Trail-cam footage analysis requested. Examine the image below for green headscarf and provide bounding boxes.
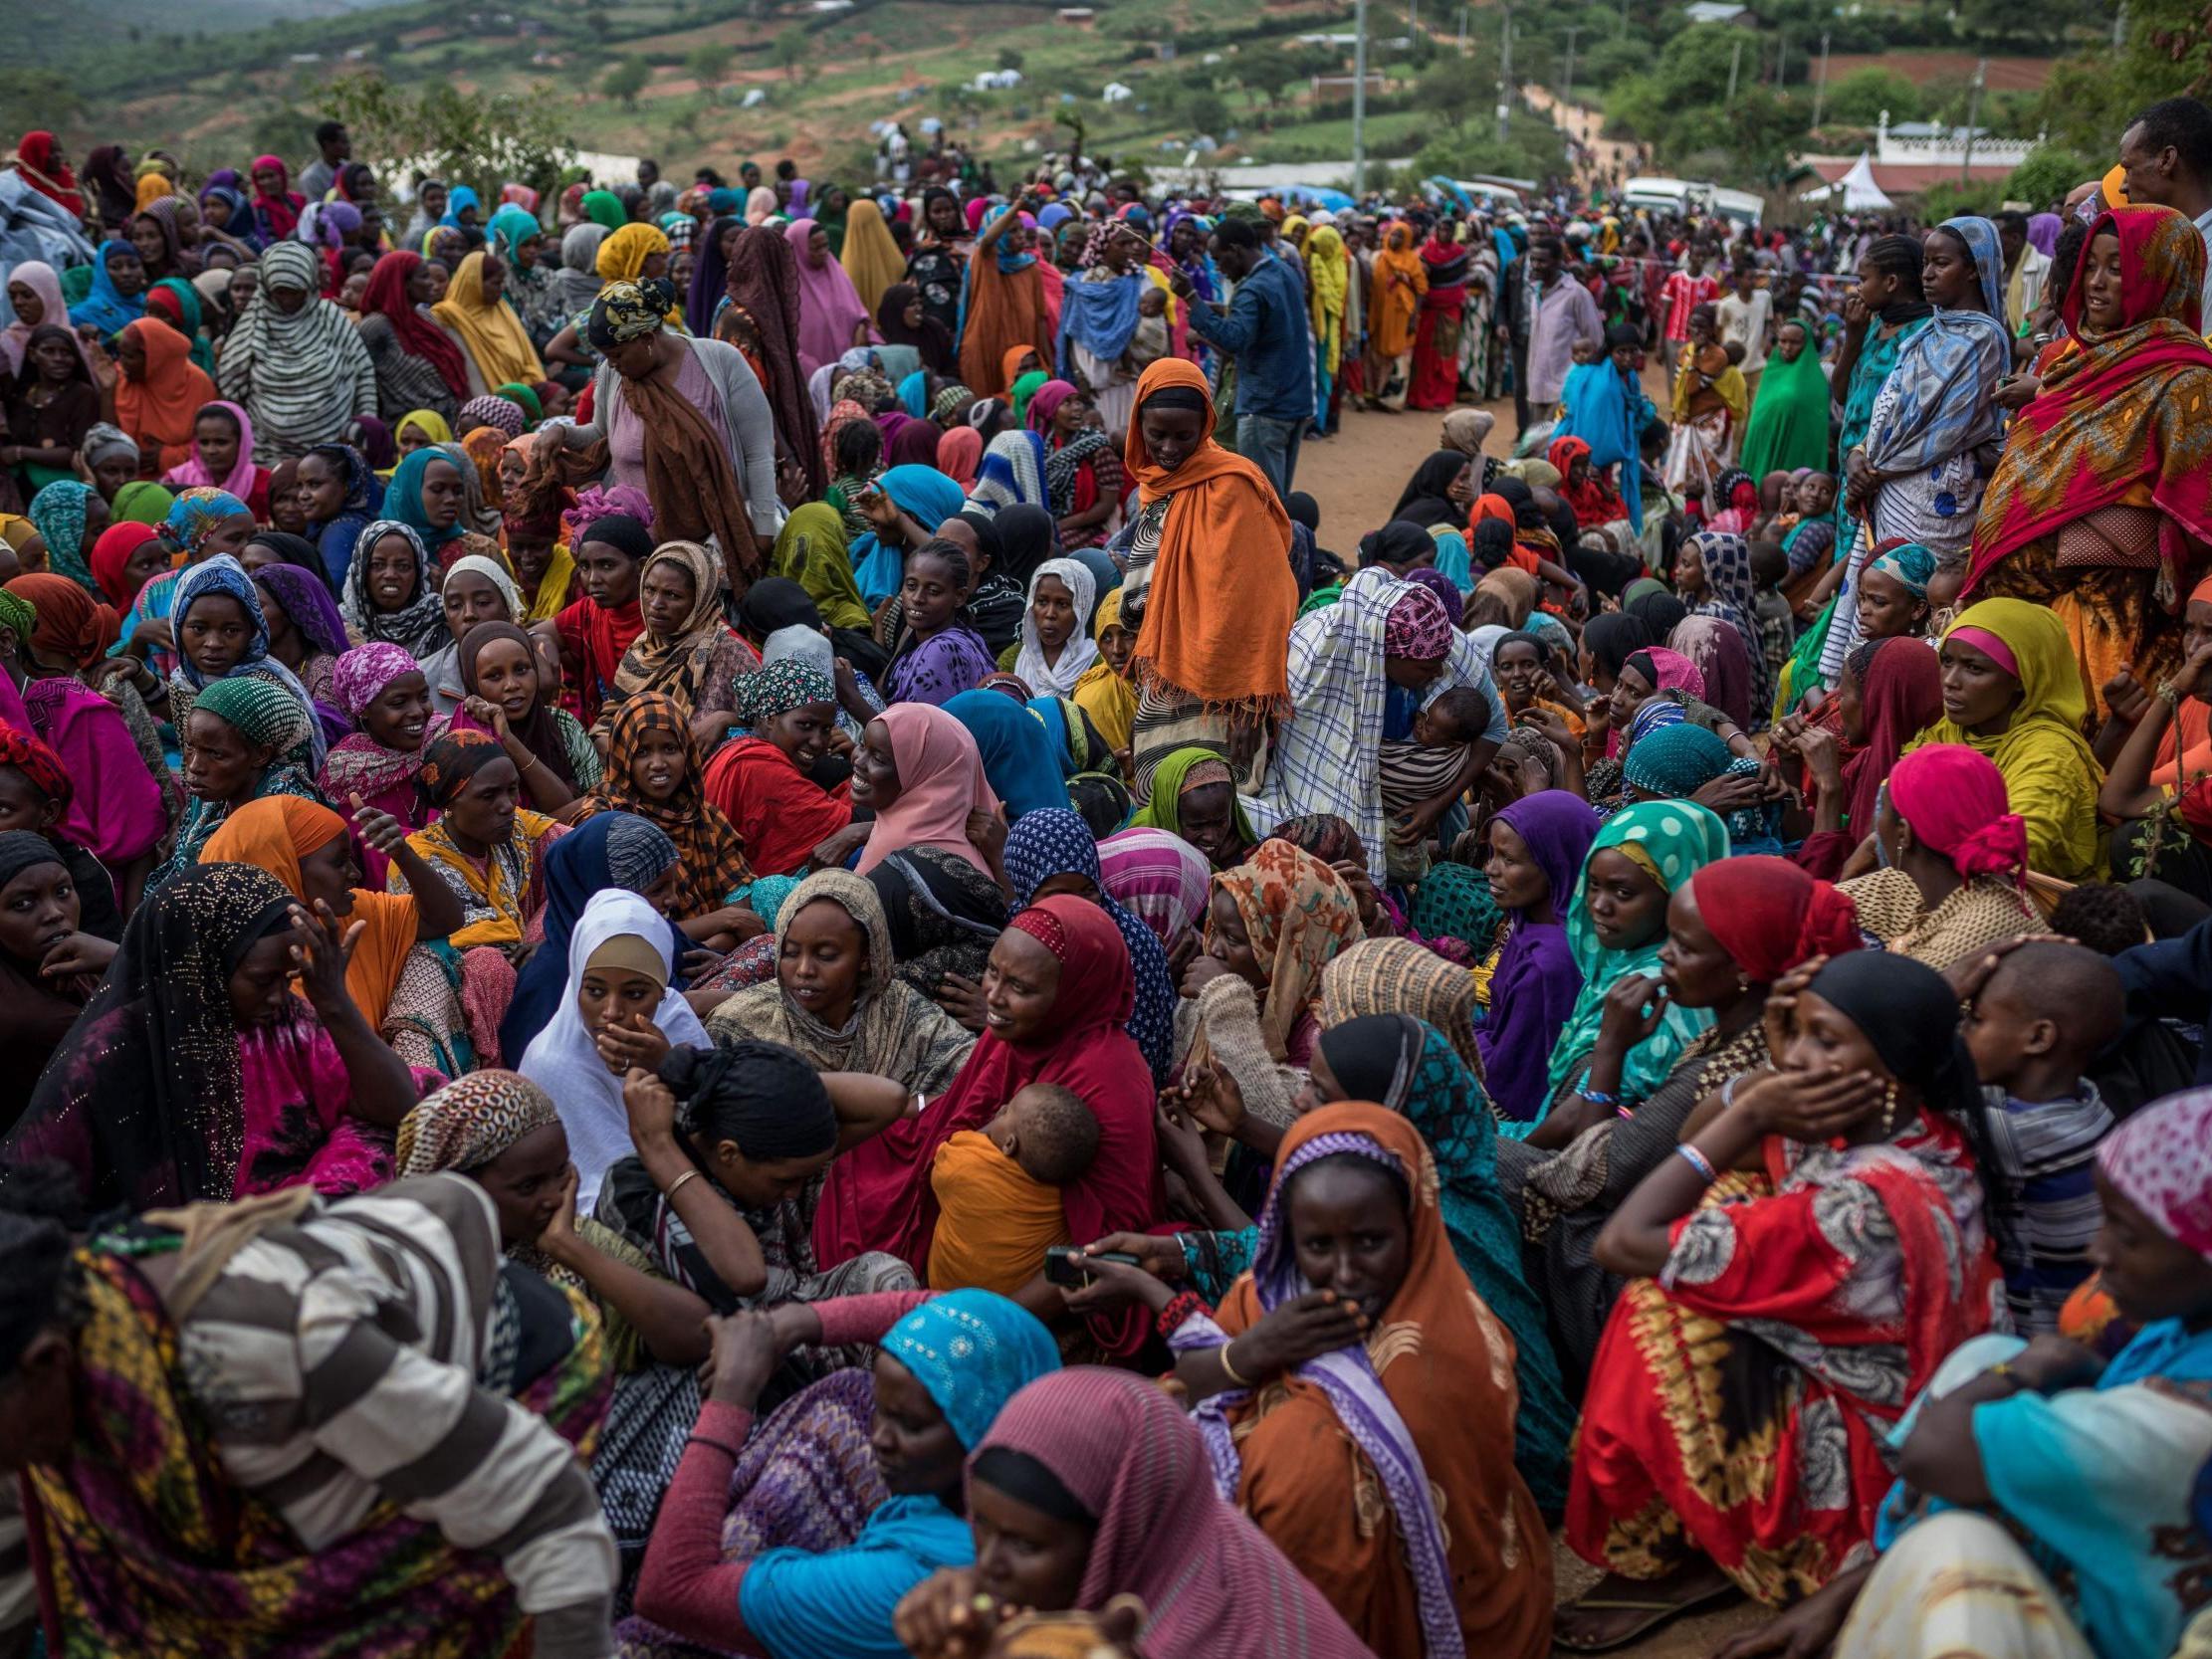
[112,481,176,525]
[152,278,213,374]
[770,502,872,632]
[1736,330,1833,477]
[495,381,545,423]
[1128,746,1256,846]
[580,189,627,234]
[1547,799,1728,1100]
[1009,370,1049,424]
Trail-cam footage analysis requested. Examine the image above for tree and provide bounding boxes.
[772,26,808,80]
[317,72,577,209]
[1821,67,1920,127]
[2008,142,2101,206]
[602,56,653,107]
[687,43,737,92]
[1179,87,1230,133]
[996,46,1024,72]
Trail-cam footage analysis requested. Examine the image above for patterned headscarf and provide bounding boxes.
[879,1290,1060,1450]
[735,658,834,726]
[162,487,252,558]
[1622,721,1732,800]
[1210,839,1365,1063]
[192,673,313,756]
[0,724,71,804]
[27,481,96,591]
[416,727,508,810]
[584,277,677,351]
[1317,935,1483,1077]
[330,640,423,723]
[394,1068,560,1176]
[2099,1090,2212,1262]
[340,518,448,658]
[458,393,527,438]
[1866,537,1937,600]
[590,692,754,917]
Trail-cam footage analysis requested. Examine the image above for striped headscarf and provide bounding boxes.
[215,241,367,454]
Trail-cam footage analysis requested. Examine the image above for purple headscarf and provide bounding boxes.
[784,216,875,377]
[2027,212,2063,258]
[1473,789,1601,1123]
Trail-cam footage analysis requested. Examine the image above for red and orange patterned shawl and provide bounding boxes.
[1966,204,2212,602]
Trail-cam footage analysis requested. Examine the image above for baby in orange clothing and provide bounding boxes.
[927,1082,1101,1297]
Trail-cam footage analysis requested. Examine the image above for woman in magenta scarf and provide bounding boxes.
[785,217,875,377]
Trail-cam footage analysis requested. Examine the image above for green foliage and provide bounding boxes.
[1920,178,2008,219]
[248,108,321,166]
[995,46,1025,71]
[1575,35,1648,96]
[1820,67,1921,127]
[602,56,653,107]
[772,25,808,79]
[685,43,736,89]
[317,72,576,207]
[2041,0,2212,157]
[0,68,83,129]
[2008,143,2101,208]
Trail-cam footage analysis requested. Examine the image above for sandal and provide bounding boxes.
[1551,1580,1740,1654]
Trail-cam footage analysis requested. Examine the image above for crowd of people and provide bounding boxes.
[0,91,2209,1659]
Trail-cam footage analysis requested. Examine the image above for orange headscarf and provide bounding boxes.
[1123,358,1296,713]
[198,796,420,1027]
[1371,221,1427,360]
[113,316,216,474]
[3,573,119,669]
[1209,1103,1552,1658]
[955,247,1053,398]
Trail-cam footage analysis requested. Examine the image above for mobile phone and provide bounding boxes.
[1043,1245,1138,1287]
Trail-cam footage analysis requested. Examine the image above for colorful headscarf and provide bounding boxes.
[393,1068,559,1177]
[2099,1090,2212,1263]
[734,657,834,726]
[1686,855,1862,983]
[340,518,447,658]
[417,726,508,810]
[1210,838,1365,1062]
[1885,742,2029,882]
[26,481,96,591]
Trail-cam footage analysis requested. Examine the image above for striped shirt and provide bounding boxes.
[168,1175,616,1658]
[1980,1083,2114,1335]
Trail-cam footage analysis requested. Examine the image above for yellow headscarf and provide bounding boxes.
[431,251,547,389]
[134,173,176,212]
[595,222,670,284]
[838,198,906,318]
[1305,226,1348,376]
[1071,584,1137,763]
[395,408,455,450]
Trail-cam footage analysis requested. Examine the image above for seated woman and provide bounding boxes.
[840,702,999,880]
[1841,742,2043,970]
[152,675,325,890]
[1005,557,1100,698]
[448,620,597,817]
[879,539,996,708]
[575,692,756,942]
[517,888,713,1204]
[1497,854,1862,1387]
[894,1367,1371,1659]
[1152,1103,1553,1658]
[0,1167,618,1657]
[317,642,437,888]
[943,687,1071,820]
[867,842,1010,1012]
[0,830,114,1132]
[296,440,385,589]
[1095,825,1212,966]
[701,662,855,879]
[551,511,650,726]
[846,462,967,611]
[387,727,560,955]
[1558,950,2003,1650]
[1128,744,1258,872]
[1906,598,2101,881]
[627,1284,1059,1659]
[340,518,450,661]
[1780,633,1943,878]
[1476,789,1602,1131]
[249,560,350,730]
[1754,1088,2212,1659]
[609,538,758,747]
[709,866,976,1094]
[5,863,434,1209]
[1776,537,1936,739]
[161,553,321,770]
[813,896,1162,1353]
[420,551,519,715]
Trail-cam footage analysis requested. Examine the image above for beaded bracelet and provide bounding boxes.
[1675,1142,1718,1183]
[1156,1290,1210,1341]
[1580,1088,1620,1111]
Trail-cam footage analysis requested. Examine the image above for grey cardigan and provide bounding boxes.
[587,335,783,538]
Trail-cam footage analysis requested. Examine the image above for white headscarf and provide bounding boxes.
[518,889,712,1207]
[1011,557,1100,697]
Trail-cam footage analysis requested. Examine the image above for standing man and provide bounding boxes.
[637,157,661,193]
[1172,217,1315,501]
[2118,98,2212,321]
[1715,259,1773,401]
[1994,210,2050,339]
[1523,236,1604,417]
[298,120,349,203]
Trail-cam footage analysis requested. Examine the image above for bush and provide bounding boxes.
[2007,143,2101,209]
[1821,67,1920,127]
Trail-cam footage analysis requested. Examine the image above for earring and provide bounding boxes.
[1879,1081,1898,1137]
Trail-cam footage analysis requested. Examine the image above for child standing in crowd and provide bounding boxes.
[7,108,2212,1659]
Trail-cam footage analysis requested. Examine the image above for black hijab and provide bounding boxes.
[1391,450,1470,523]
[1804,952,1979,1124]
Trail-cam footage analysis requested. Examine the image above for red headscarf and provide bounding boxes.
[1837,637,1944,841]
[13,131,81,217]
[4,573,120,671]
[1886,743,2029,881]
[250,154,304,240]
[0,722,71,806]
[810,894,1163,1352]
[1548,433,1627,528]
[1688,855,1862,982]
[360,251,472,400]
[89,522,165,609]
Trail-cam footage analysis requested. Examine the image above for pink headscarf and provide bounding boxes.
[2100,1090,2212,1261]
[0,261,95,375]
[783,217,875,378]
[160,398,261,502]
[1885,742,2029,881]
[937,425,983,489]
[1640,644,1707,702]
[854,703,998,876]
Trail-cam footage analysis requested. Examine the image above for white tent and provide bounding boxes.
[1800,151,1893,211]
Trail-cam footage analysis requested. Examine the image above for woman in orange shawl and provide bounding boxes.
[1964,203,2212,715]
[1119,357,1297,797]
[1164,1102,1553,1659]
[957,202,1054,397]
[113,316,215,474]
[1368,221,1427,411]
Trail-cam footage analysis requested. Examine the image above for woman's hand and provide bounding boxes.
[1794,725,1843,789]
[1689,770,1767,815]
[1233,1288,1367,1377]
[350,798,410,856]
[1762,955,1828,1060]
[934,970,989,1031]
[39,932,115,978]
[1175,1064,1246,1140]
[894,1567,1006,1659]
[1059,1249,1175,1317]
[808,821,871,871]
[1840,289,1871,337]
[1328,858,1380,930]
[966,806,1006,869]
[286,900,364,1017]
[2103,667,2154,727]
[701,1309,785,1410]
[622,1063,680,1146]
[1153,1097,1212,1180]
[596,1012,671,1076]
[2005,1332,2106,1393]
[1730,1063,1883,1142]
[1081,1226,1193,1285]
[1990,372,2042,413]
[1178,953,1233,997]
[462,694,513,742]
[1595,971,1669,1056]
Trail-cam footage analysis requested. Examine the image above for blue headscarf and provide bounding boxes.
[383,445,465,548]
[499,811,685,1061]
[439,184,483,230]
[849,463,969,607]
[878,1289,1059,1449]
[1055,265,1145,378]
[1003,807,1176,1084]
[942,690,1071,820]
[896,368,930,419]
[1862,215,2012,482]
[168,552,327,766]
[486,203,541,265]
[1622,719,1731,799]
[26,481,96,592]
[1551,355,1644,532]
[68,241,147,339]
[1036,201,1072,233]
[706,187,744,216]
